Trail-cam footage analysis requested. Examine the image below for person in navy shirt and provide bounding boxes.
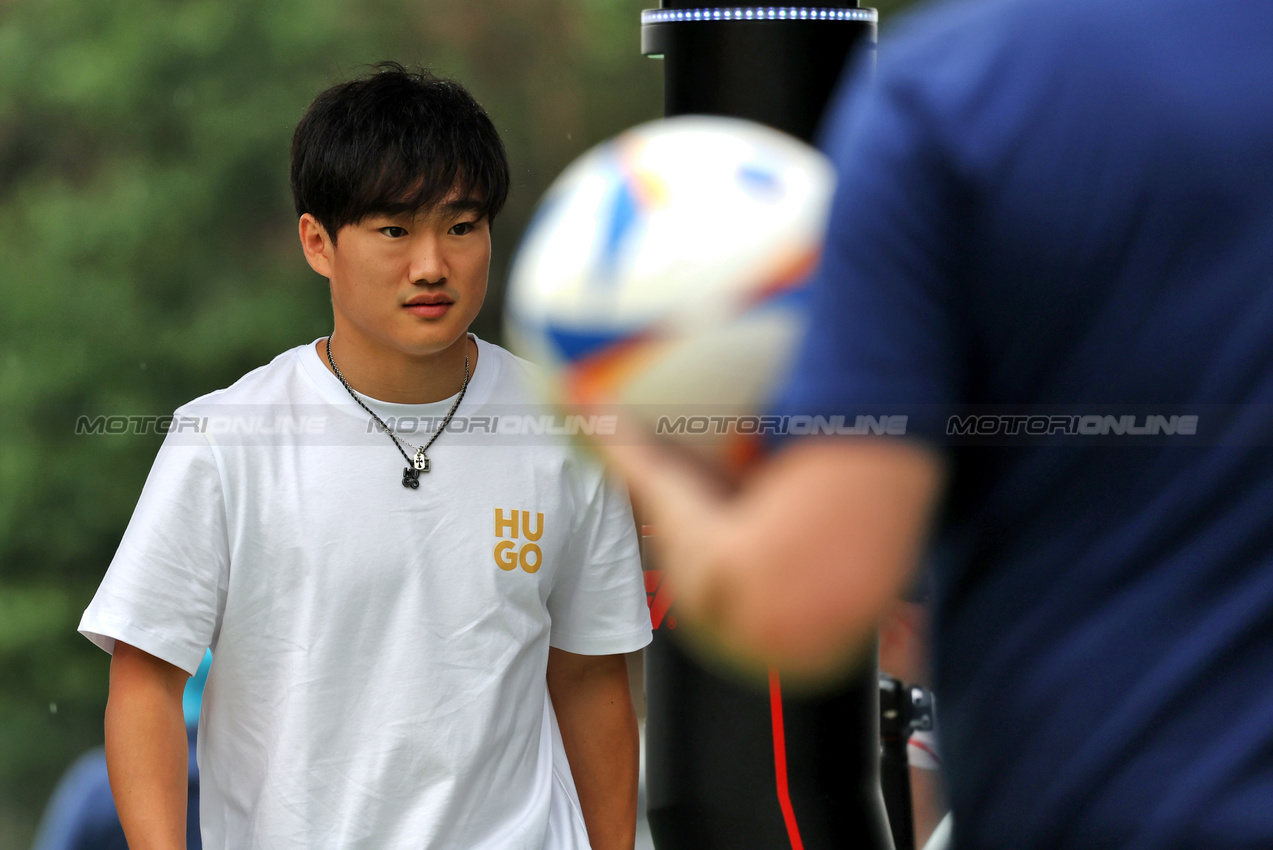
[31,653,210,850]
[608,0,1273,847]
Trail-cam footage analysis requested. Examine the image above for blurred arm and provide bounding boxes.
[547,647,639,850]
[104,641,190,850]
[607,438,944,678]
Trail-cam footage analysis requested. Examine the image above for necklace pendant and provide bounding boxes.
[413,450,429,473]
[402,467,421,489]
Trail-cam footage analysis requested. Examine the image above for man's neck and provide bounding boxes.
[318,330,476,405]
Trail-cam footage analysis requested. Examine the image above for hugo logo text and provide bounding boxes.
[494,508,545,573]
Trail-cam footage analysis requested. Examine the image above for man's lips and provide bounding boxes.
[404,295,454,318]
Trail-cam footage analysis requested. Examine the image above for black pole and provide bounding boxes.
[639,5,890,849]
[642,3,877,142]
[880,675,917,850]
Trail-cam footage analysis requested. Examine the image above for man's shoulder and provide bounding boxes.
[469,338,609,484]
[475,338,551,404]
[479,338,543,382]
[175,344,311,415]
[879,0,1192,80]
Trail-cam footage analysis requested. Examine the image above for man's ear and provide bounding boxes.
[298,214,335,279]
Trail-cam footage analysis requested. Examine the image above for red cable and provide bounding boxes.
[769,668,805,850]
[909,736,942,765]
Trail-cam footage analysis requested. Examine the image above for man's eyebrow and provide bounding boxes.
[440,197,486,215]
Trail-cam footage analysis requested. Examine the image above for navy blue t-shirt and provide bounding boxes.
[782,0,1273,846]
[30,725,201,850]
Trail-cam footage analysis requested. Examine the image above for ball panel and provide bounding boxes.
[617,309,804,408]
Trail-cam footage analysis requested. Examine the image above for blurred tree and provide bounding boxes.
[0,0,660,844]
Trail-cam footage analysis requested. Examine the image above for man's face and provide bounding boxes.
[302,196,491,360]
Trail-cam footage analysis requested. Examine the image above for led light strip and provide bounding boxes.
[641,6,877,24]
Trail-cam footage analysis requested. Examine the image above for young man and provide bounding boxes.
[79,64,652,850]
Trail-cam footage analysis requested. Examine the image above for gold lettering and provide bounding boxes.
[494,508,518,539]
[521,511,544,542]
[520,543,542,574]
[494,540,518,570]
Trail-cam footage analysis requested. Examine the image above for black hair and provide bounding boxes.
[291,62,510,243]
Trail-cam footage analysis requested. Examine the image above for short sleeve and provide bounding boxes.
[78,424,230,676]
[777,43,968,443]
[546,460,652,656]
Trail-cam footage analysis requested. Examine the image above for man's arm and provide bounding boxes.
[104,641,190,850]
[606,437,943,679]
[546,647,639,850]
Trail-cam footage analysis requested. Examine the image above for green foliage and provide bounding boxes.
[0,0,925,843]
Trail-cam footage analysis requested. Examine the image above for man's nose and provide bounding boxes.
[408,235,448,284]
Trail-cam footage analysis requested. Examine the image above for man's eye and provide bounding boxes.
[449,222,474,236]
[380,226,408,238]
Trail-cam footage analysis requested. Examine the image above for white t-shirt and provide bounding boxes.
[79,338,652,850]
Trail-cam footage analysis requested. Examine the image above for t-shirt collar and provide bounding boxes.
[297,334,499,420]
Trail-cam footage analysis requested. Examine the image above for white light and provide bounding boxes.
[641,7,878,25]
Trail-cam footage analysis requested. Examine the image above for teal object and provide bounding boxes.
[182,650,212,726]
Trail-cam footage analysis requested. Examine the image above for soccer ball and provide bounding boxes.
[504,116,835,454]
